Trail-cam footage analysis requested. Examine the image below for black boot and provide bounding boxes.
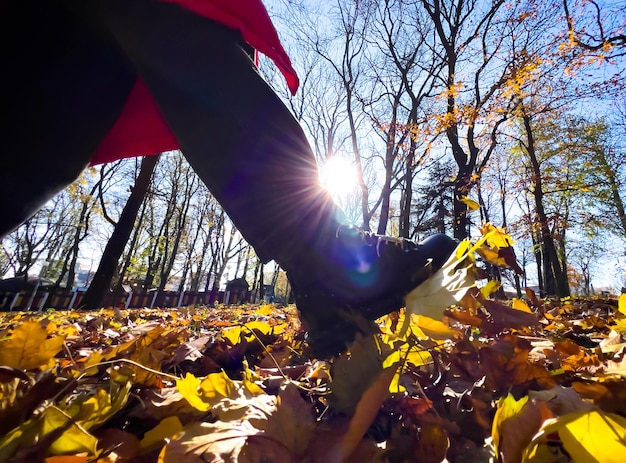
[284,228,458,357]
[94,0,458,356]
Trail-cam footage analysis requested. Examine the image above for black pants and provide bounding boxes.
[0,0,339,263]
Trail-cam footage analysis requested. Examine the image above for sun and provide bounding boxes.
[319,156,359,201]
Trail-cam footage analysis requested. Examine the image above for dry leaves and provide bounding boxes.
[0,226,626,462]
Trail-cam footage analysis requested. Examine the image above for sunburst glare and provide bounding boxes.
[319,156,359,203]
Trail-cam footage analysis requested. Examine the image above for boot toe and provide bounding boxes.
[290,232,458,357]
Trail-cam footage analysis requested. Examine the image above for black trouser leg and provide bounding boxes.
[92,0,344,265]
[0,2,136,237]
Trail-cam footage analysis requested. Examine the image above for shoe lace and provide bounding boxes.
[335,225,413,257]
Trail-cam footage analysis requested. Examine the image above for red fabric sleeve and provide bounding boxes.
[165,0,299,95]
[91,0,299,165]
[91,79,179,165]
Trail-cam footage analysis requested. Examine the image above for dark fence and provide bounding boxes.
[0,288,254,311]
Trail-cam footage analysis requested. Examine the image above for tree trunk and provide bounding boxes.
[452,167,472,240]
[117,198,148,288]
[523,115,569,297]
[80,155,160,310]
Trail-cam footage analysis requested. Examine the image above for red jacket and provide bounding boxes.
[90,0,298,165]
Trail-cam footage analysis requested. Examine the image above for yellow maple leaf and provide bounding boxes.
[618,294,626,317]
[512,298,533,313]
[610,319,626,334]
[176,373,211,412]
[479,223,516,248]
[493,394,550,463]
[65,366,132,431]
[255,304,275,316]
[493,394,529,458]
[524,411,626,462]
[413,315,458,340]
[0,321,65,370]
[480,280,502,299]
[140,416,184,453]
[177,371,255,412]
[43,407,99,456]
[460,196,480,211]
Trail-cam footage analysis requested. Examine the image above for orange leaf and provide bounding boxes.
[571,382,610,400]
[44,457,88,463]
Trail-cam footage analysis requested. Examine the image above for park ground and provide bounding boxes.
[1,292,626,462]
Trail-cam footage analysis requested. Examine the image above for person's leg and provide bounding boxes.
[86,0,337,266]
[0,2,136,237]
[94,0,456,355]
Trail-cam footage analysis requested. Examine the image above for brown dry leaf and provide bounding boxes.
[497,247,524,275]
[340,362,399,461]
[555,338,581,357]
[571,381,611,401]
[158,420,292,463]
[264,382,315,457]
[44,456,89,463]
[480,335,555,391]
[492,394,552,463]
[479,299,542,335]
[444,308,483,327]
[95,428,141,460]
[412,423,450,463]
[524,288,543,312]
[160,381,309,463]
[528,386,594,416]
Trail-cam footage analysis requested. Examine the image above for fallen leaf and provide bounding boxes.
[0,321,65,370]
[412,423,450,463]
[140,416,184,453]
[340,362,399,461]
[158,419,291,463]
[524,410,626,462]
[618,294,626,317]
[95,428,141,460]
[492,394,550,463]
[404,243,476,323]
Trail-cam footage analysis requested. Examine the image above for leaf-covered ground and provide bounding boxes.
[1,291,626,463]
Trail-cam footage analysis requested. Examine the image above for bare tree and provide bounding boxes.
[419,0,547,239]
[80,155,160,310]
[562,0,626,58]
[291,0,377,230]
[362,0,441,235]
